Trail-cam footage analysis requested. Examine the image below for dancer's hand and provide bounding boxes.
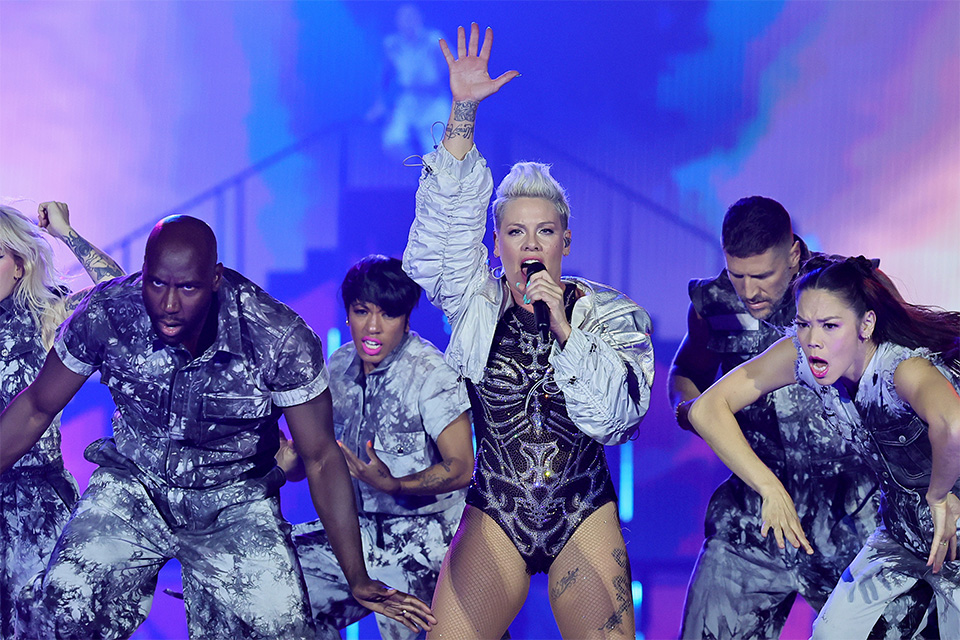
[38,201,72,239]
[759,483,813,554]
[926,492,959,573]
[351,579,437,633]
[275,431,305,481]
[338,440,401,495]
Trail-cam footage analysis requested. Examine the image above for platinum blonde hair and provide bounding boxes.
[0,205,68,348]
[491,162,571,230]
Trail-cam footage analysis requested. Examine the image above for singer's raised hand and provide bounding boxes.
[440,23,518,104]
[440,24,519,159]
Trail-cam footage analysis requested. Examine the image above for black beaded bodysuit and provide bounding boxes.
[466,284,618,574]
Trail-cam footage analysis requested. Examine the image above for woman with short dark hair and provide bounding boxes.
[281,255,473,640]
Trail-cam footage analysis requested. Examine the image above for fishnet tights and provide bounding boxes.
[427,502,634,639]
[549,502,635,638]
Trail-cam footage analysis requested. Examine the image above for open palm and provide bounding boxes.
[440,23,518,104]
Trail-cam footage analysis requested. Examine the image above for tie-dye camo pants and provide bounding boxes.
[680,536,933,640]
[0,464,78,639]
[293,503,463,640]
[813,527,959,639]
[16,464,314,639]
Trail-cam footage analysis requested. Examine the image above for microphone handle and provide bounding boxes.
[533,300,550,342]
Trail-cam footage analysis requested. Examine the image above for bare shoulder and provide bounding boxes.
[893,355,951,398]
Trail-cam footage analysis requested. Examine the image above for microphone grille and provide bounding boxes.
[522,261,546,276]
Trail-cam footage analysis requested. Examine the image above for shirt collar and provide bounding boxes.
[347,331,413,384]
[0,295,37,330]
[211,273,244,357]
[0,295,14,318]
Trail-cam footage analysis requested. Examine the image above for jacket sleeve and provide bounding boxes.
[550,304,655,446]
[403,145,495,327]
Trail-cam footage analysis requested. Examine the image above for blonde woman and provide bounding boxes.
[0,202,122,637]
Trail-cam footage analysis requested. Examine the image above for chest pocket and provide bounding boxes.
[102,369,168,424]
[194,394,273,444]
[703,310,756,344]
[707,330,761,359]
[0,339,38,362]
[0,339,41,376]
[872,415,931,486]
[372,430,428,476]
[0,339,43,404]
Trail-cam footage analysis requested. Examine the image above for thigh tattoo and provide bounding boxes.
[551,568,579,599]
[598,548,632,634]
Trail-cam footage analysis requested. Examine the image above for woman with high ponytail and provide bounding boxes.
[687,254,959,638]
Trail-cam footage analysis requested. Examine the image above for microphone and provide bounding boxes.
[522,261,551,343]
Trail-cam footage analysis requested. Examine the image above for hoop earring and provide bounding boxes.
[492,265,504,279]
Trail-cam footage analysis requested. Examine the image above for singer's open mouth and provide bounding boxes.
[520,258,544,277]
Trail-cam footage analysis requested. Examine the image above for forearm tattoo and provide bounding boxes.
[414,461,454,492]
[444,123,475,141]
[62,229,124,283]
[453,100,478,122]
[416,471,453,492]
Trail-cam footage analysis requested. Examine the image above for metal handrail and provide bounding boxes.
[99,120,357,272]
[506,126,718,246]
[97,118,717,274]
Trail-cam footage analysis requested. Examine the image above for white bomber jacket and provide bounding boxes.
[403,144,655,446]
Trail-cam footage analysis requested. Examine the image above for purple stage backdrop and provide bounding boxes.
[2,1,957,639]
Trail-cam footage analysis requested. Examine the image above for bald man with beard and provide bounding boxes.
[0,216,434,639]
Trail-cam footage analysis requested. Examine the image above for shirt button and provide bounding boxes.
[898,435,906,443]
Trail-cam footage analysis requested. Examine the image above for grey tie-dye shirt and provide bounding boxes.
[54,269,329,488]
[329,331,468,516]
[795,339,960,558]
[0,296,64,469]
